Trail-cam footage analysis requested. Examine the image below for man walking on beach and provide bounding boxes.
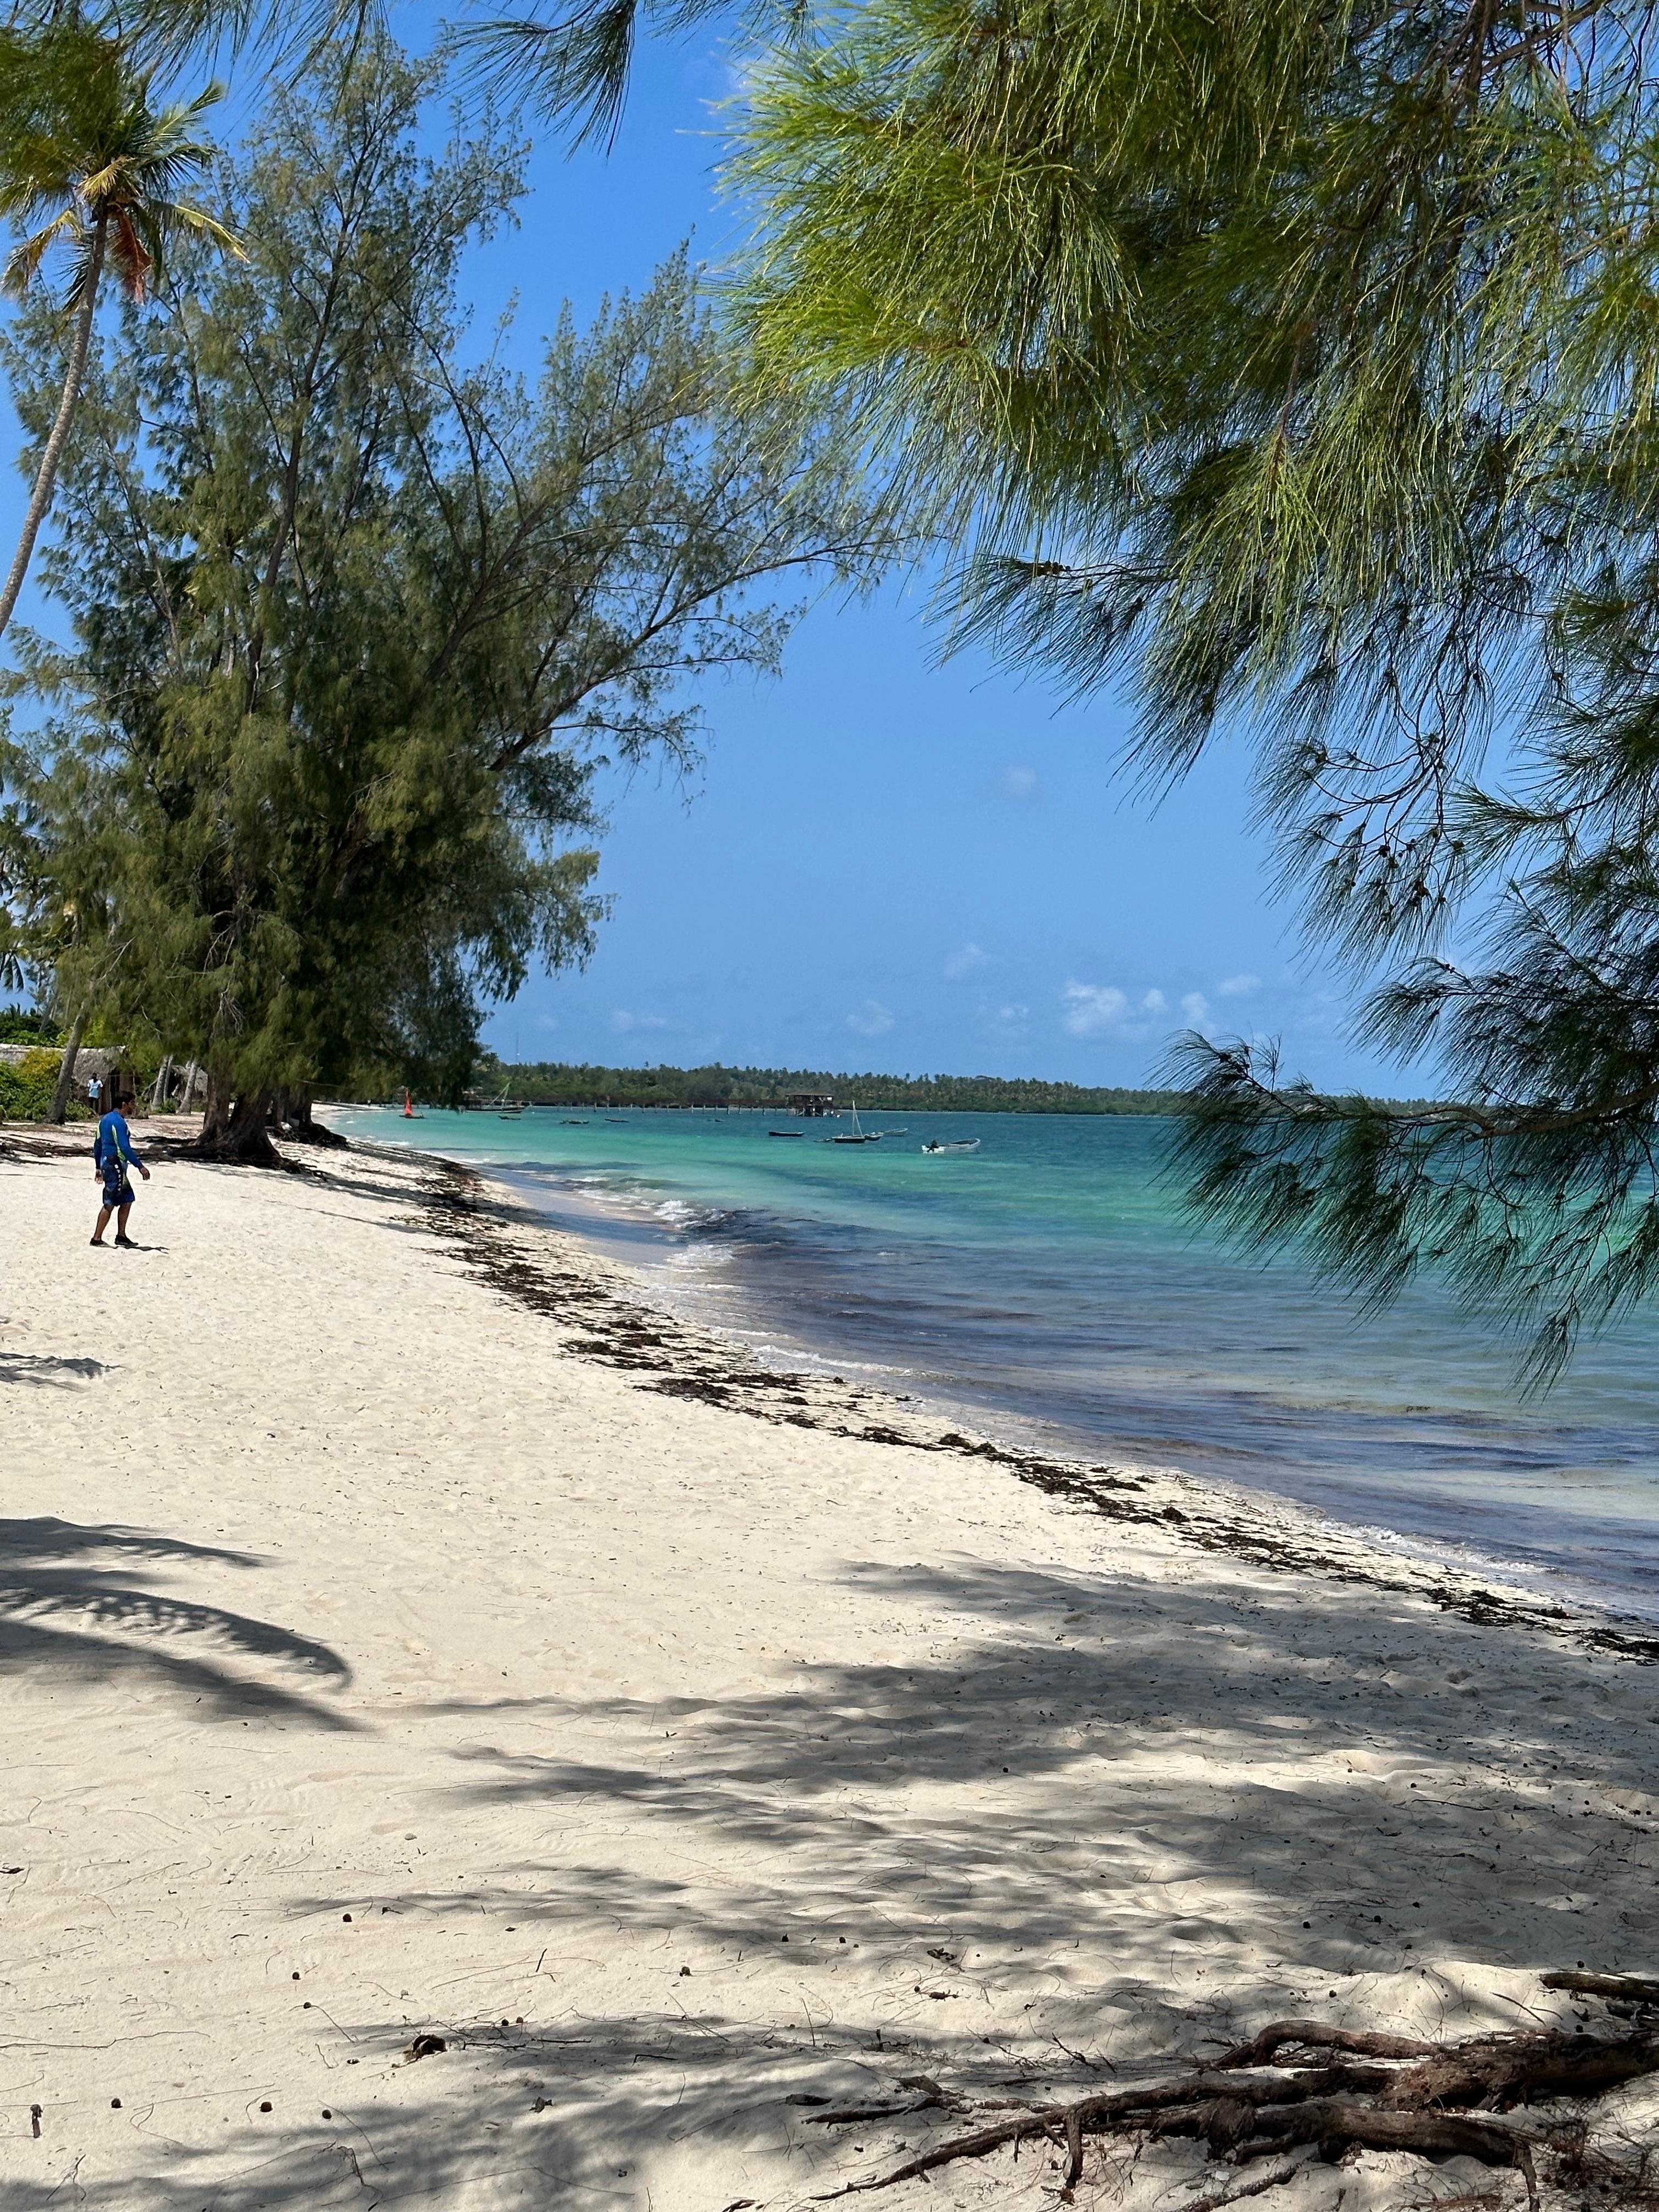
[91,1094,150,1248]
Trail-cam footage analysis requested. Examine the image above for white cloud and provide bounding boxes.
[845,999,895,1037]
[610,1009,667,1034]
[945,943,989,980]
[1181,992,1211,1026]
[1063,982,1130,1037]
[1140,988,1167,1015]
[1217,973,1261,999]
[999,765,1041,802]
[993,1001,1029,1026]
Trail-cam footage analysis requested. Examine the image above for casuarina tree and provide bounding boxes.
[723,0,1659,1383]
[9,32,885,1159]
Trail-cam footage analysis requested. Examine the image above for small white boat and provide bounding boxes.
[922,1137,980,1154]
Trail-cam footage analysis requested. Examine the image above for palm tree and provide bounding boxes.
[0,22,238,642]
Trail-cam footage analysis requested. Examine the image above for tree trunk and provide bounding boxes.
[201,1063,233,1144]
[149,1054,174,1110]
[0,212,107,644]
[276,1086,347,1148]
[49,1003,89,1124]
[195,1083,281,1166]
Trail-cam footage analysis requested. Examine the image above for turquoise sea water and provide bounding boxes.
[331,1104,1659,1622]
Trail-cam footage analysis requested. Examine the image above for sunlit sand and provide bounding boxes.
[4,1122,1657,2209]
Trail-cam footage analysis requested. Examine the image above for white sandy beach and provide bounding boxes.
[4,1120,1659,2211]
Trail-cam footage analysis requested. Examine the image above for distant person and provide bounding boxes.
[91,1094,150,1248]
[85,1075,100,1113]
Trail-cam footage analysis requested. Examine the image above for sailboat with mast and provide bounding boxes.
[823,1102,881,1144]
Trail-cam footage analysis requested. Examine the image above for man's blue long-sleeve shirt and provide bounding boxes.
[93,1110,142,1173]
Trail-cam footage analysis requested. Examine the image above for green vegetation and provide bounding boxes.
[4,37,885,1158]
[476,1059,1186,1114]
[0,1042,66,1118]
[0,20,235,642]
[0,1002,58,1043]
[3,0,1652,1375]
[720,0,1659,1381]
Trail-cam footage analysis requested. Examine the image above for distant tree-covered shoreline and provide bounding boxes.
[473,1059,1190,1114]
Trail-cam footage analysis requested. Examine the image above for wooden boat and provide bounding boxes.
[824,1103,881,1144]
[768,1129,805,1138]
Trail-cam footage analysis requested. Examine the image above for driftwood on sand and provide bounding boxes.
[810,1983,1659,2204]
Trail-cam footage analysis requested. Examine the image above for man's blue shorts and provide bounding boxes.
[101,1175,134,1209]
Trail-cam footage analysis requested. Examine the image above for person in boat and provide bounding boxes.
[91,1093,151,1247]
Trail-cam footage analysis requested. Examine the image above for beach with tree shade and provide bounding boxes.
[7,0,1659,2199]
[4,1120,1659,2208]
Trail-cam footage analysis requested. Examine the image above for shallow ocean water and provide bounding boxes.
[332,1104,1659,1623]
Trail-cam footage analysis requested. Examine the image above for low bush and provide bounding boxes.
[0,1059,57,1119]
[0,1048,95,1121]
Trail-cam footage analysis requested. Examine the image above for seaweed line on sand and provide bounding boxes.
[405,1151,1659,1669]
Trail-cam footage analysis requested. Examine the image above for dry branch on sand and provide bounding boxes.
[812,1984,1659,2203]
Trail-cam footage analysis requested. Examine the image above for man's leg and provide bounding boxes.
[115,1200,135,1244]
[91,1204,114,1245]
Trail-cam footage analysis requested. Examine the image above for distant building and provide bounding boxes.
[787,1092,836,1118]
[1,1043,132,1105]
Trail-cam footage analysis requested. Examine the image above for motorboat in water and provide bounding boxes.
[922,1137,980,1154]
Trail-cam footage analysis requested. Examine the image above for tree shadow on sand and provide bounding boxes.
[417,1558,1659,1978]
[0,1348,106,1387]
[0,1516,360,1728]
[23,1555,1639,2210]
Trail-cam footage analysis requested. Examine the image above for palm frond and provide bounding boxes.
[165,199,245,259]
[4,205,81,296]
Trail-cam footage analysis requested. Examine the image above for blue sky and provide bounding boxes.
[462,40,1390,1087]
[2,26,1396,1091]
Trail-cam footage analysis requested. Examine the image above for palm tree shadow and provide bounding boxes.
[5,1560,1652,2208]
[0,1350,106,1388]
[0,1516,359,1729]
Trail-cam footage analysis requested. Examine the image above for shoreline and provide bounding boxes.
[336,1105,1659,1639]
[380,1128,1659,1667]
[5,1118,1659,2210]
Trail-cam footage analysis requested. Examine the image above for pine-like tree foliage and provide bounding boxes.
[730,0,1659,1380]
[8,35,883,1119]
